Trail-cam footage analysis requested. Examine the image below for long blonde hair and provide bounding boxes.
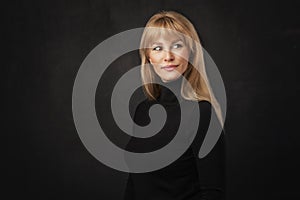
[139,11,224,126]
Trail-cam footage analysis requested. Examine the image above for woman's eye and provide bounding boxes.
[153,46,162,51]
[173,44,183,49]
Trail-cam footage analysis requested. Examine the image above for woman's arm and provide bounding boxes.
[191,101,226,200]
[123,173,135,200]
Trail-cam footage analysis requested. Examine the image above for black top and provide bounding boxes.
[123,77,225,200]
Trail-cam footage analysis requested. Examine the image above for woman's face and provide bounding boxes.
[148,34,190,82]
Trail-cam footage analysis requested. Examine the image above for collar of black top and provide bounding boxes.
[157,77,184,104]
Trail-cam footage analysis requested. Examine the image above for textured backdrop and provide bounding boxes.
[4,0,299,199]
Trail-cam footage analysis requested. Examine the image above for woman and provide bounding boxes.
[124,11,225,200]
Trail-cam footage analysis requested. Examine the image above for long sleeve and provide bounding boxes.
[123,173,135,200]
[122,100,148,200]
[190,101,226,200]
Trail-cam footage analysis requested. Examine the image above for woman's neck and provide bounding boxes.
[157,77,183,104]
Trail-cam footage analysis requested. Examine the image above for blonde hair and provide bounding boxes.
[139,11,224,126]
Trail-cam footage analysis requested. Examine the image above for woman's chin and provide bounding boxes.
[161,75,181,83]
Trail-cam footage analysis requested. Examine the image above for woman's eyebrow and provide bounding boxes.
[151,39,183,46]
[171,39,183,43]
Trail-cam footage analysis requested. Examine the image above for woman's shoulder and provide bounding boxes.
[197,100,212,111]
[134,98,212,114]
[197,100,211,106]
[132,98,157,116]
[135,98,158,109]
[194,100,212,122]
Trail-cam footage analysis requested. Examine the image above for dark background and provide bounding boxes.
[5,0,299,199]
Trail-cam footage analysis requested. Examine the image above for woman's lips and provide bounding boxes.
[161,65,179,71]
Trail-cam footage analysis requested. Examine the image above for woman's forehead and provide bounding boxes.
[151,36,183,45]
[148,31,185,44]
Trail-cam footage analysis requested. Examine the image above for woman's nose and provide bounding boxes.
[164,50,175,62]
